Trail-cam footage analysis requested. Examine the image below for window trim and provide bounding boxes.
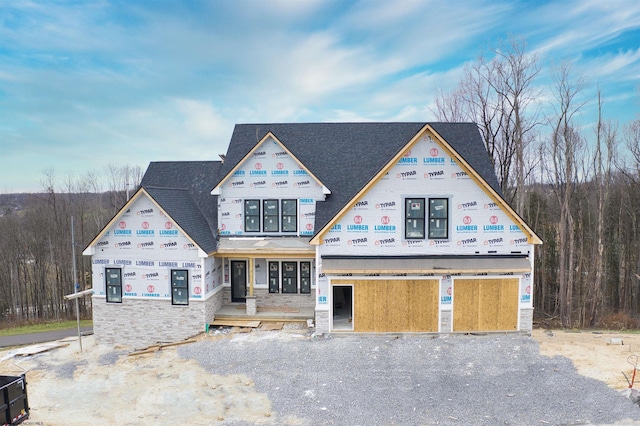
[171,269,189,306]
[105,267,122,303]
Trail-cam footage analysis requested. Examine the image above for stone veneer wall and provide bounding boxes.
[440,310,452,333]
[222,287,315,308]
[519,308,533,333]
[93,296,207,348]
[314,310,330,334]
[206,288,225,323]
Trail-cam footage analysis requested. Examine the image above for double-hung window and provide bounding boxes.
[405,197,449,239]
[171,270,189,305]
[269,261,280,293]
[428,198,449,239]
[245,200,260,232]
[244,199,297,233]
[282,262,298,293]
[263,200,279,232]
[268,260,312,294]
[405,198,425,239]
[300,261,311,294]
[282,199,297,232]
[106,267,122,303]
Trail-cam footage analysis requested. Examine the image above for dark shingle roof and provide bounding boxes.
[217,122,501,237]
[141,161,221,253]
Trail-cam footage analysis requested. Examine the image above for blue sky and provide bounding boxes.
[1,0,639,193]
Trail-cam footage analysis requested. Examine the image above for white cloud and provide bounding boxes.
[2,0,640,192]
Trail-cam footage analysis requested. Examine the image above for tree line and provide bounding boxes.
[0,166,142,325]
[433,36,640,328]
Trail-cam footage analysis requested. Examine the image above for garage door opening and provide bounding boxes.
[332,285,353,331]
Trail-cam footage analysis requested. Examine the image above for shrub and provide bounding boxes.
[597,312,640,330]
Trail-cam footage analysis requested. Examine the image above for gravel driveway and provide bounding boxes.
[178,330,640,425]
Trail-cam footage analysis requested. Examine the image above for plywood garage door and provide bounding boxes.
[334,279,438,332]
[453,278,518,332]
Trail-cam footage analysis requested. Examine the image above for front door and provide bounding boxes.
[231,260,247,302]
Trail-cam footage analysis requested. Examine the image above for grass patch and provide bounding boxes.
[0,320,93,337]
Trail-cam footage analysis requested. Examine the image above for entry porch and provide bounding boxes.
[213,303,315,323]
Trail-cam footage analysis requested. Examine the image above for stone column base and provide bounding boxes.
[246,296,257,316]
[315,310,330,334]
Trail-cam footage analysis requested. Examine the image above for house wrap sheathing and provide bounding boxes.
[84,122,541,347]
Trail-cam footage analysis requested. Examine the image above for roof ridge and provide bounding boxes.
[144,185,189,191]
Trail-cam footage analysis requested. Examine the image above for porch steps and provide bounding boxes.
[214,304,314,323]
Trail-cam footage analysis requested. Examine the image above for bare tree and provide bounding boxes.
[432,36,540,210]
[544,62,588,327]
[582,89,616,326]
[488,36,541,213]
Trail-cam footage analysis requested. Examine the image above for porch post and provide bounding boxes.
[246,257,256,316]
[249,257,254,296]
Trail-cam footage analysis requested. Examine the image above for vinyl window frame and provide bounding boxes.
[263,199,280,232]
[428,197,449,239]
[105,267,123,303]
[405,198,426,239]
[171,269,189,306]
[244,200,261,233]
[281,199,297,232]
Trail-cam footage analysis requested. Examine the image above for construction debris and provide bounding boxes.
[623,388,640,406]
[259,322,284,331]
[209,320,261,328]
[128,339,197,356]
[1,342,70,361]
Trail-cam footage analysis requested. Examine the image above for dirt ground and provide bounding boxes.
[1,331,278,425]
[1,328,639,425]
[533,328,640,390]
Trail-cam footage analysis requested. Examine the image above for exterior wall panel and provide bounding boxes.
[92,294,222,348]
[334,279,438,332]
[453,278,518,332]
[318,135,530,257]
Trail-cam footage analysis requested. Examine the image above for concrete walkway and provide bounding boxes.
[0,326,93,348]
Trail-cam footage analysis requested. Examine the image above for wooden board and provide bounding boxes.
[235,306,300,313]
[209,320,262,328]
[260,322,284,330]
[335,279,438,332]
[453,278,518,332]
